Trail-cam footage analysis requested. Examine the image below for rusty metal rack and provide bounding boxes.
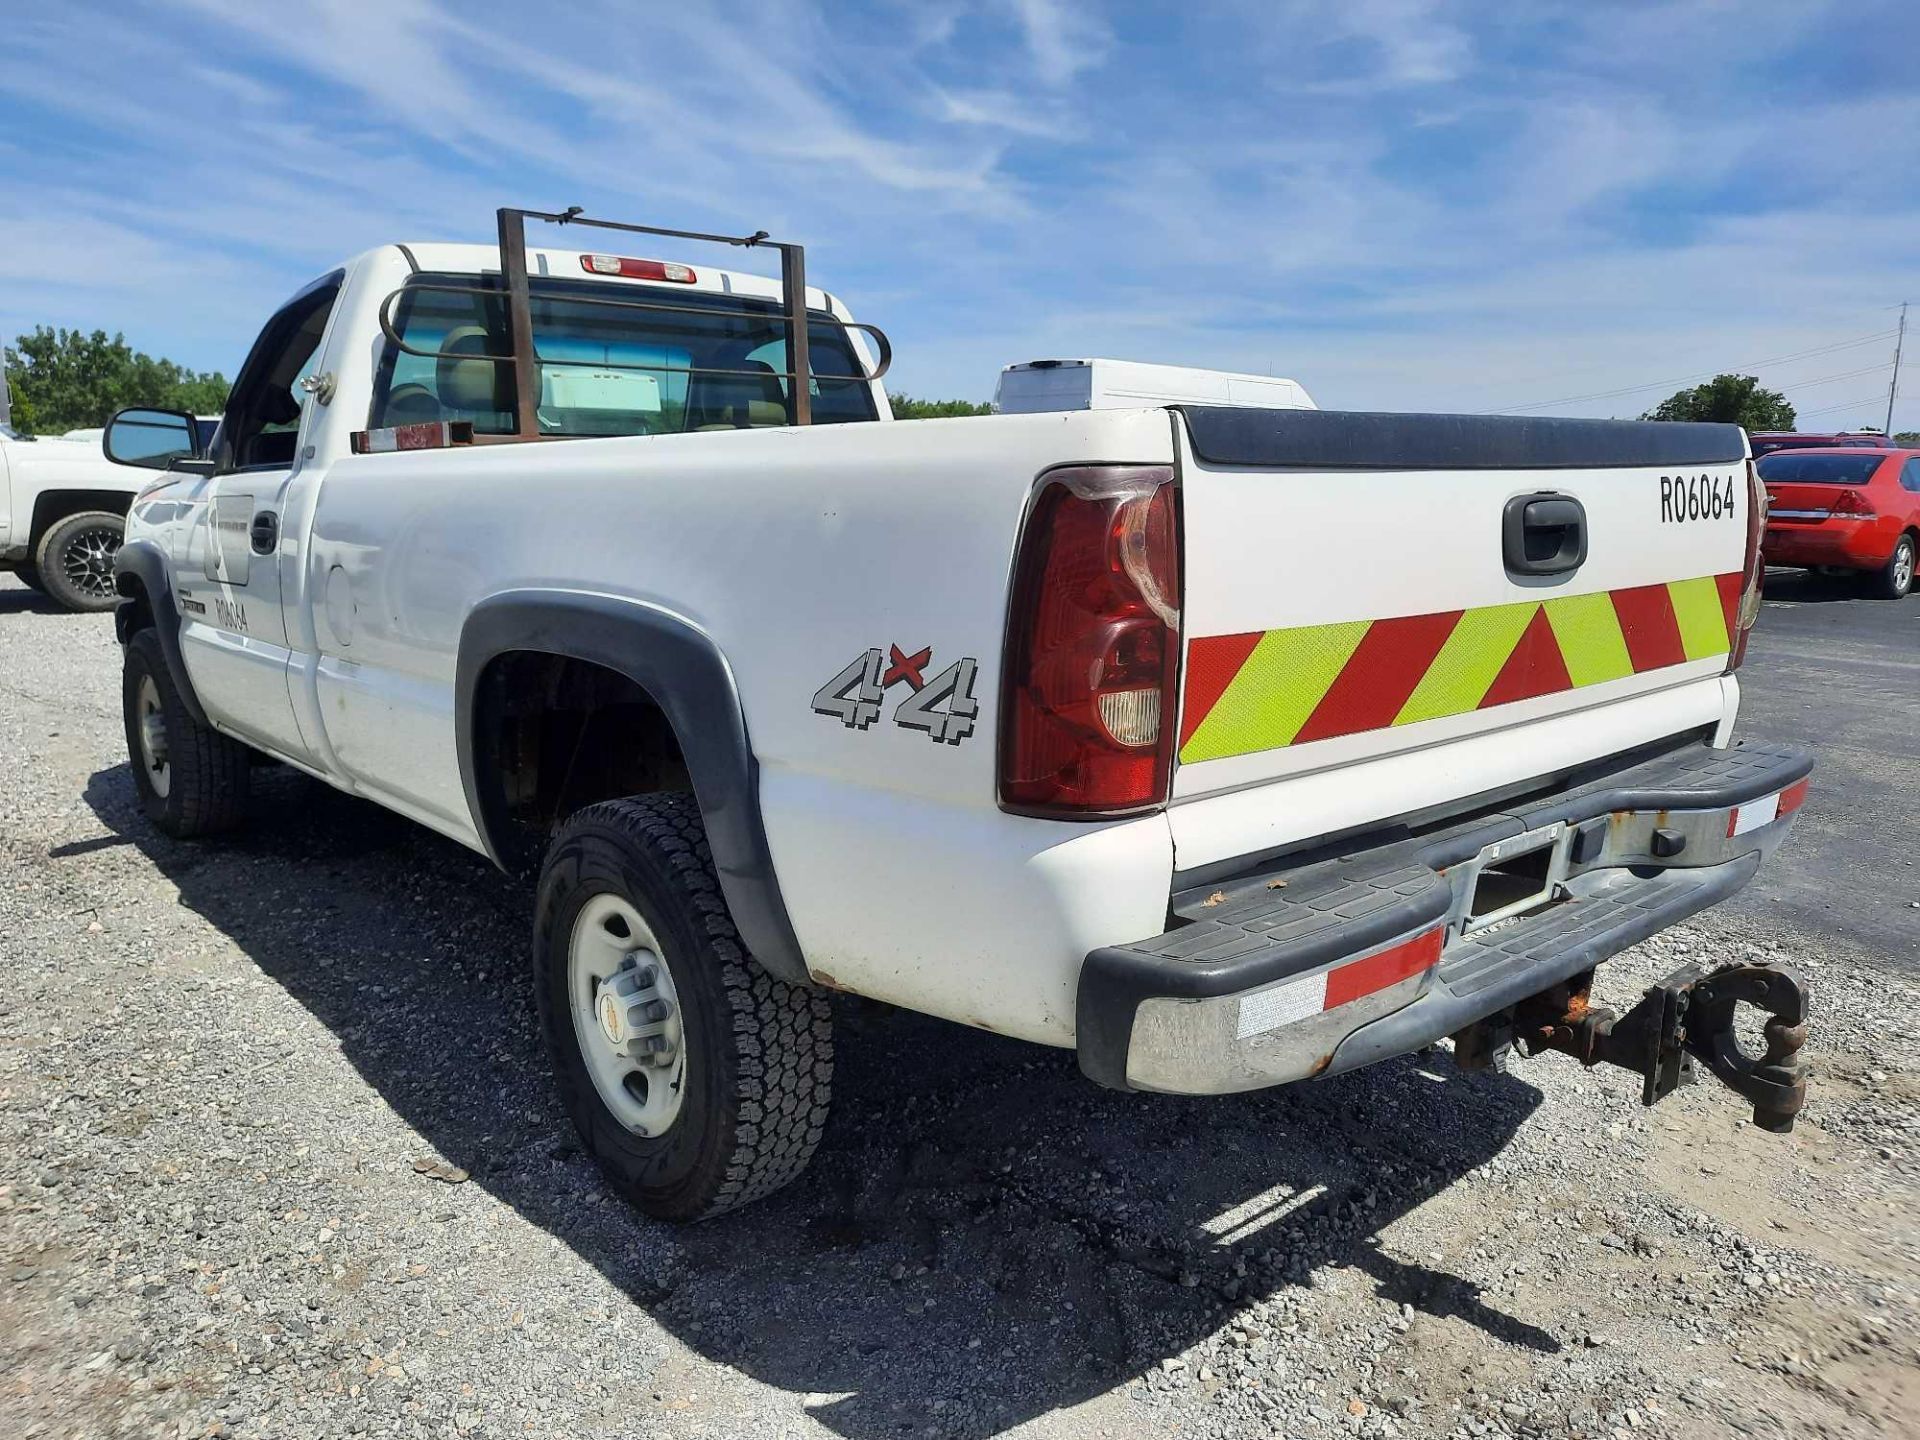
[374,206,891,441]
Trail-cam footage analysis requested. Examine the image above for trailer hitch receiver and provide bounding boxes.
[1511,961,1809,1132]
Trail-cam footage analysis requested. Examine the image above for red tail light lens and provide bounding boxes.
[1000,465,1181,816]
[1728,459,1766,673]
[1829,488,1877,517]
[581,254,697,283]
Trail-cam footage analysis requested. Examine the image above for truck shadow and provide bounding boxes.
[85,763,1556,1439]
[1759,567,1880,605]
[0,583,74,615]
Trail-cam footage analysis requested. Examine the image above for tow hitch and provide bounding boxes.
[1463,962,1810,1132]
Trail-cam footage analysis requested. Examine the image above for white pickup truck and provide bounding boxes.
[108,207,1815,1221]
[0,424,160,611]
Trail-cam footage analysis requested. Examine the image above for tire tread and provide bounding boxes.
[543,794,832,1219]
[124,629,251,835]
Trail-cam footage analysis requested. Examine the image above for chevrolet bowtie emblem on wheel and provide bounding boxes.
[598,992,624,1045]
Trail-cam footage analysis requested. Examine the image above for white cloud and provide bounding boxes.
[1003,0,1113,87]
[1326,0,1472,86]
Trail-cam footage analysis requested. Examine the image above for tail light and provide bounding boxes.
[1829,489,1877,517]
[1727,459,1767,673]
[999,465,1181,816]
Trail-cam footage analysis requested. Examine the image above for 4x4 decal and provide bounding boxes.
[812,643,980,745]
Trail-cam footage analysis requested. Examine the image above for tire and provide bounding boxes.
[1871,534,1915,600]
[13,565,47,594]
[121,628,252,836]
[533,794,833,1221]
[35,510,125,612]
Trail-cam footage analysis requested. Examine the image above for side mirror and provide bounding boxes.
[104,407,203,471]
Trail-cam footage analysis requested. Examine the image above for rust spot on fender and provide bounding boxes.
[810,969,855,993]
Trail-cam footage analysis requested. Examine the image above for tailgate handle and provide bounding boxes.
[1503,492,1587,577]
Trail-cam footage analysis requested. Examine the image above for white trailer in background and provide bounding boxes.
[995,358,1315,415]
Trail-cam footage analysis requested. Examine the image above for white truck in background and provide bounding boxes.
[995,358,1315,414]
[107,206,1815,1221]
[1,426,151,611]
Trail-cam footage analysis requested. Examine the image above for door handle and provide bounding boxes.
[249,510,279,556]
[1503,492,1586,576]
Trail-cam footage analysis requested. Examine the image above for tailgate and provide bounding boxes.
[1169,408,1752,860]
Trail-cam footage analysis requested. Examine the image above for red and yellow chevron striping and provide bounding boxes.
[1179,572,1742,764]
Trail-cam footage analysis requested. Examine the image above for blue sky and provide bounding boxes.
[3,0,1915,427]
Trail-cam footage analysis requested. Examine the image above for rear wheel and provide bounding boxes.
[533,794,833,1221]
[121,629,252,835]
[36,510,124,612]
[1871,534,1915,600]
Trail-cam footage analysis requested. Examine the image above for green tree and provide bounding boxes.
[887,393,992,419]
[1640,374,1795,430]
[3,326,230,436]
[1894,431,1919,445]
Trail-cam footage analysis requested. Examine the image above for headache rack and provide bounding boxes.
[369,206,892,444]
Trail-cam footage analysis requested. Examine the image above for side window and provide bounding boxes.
[742,320,879,426]
[1904,458,1920,493]
[217,272,344,473]
[371,282,515,435]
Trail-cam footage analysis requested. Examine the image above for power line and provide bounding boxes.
[1776,362,1898,392]
[1487,329,1897,414]
[1793,393,1890,421]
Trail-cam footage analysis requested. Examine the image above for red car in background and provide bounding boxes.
[1758,447,1920,599]
[1749,430,1896,458]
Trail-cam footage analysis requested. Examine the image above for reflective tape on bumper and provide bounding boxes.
[1728,778,1809,837]
[1235,928,1443,1039]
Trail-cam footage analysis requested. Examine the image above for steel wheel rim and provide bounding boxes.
[62,526,121,600]
[136,674,170,799]
[568,893,686,1137]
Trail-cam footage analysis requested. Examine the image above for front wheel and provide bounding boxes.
[1871,534,1915,600]
[36,510,125,612]
[122,629,253,835]
[533,794,833,1221]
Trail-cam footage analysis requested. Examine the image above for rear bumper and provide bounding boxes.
[1077,739,1814,1094]
[1763,518,1895,568]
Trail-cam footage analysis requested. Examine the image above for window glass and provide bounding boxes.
[1903,458,1920,493]
[371,274,879,436]
[1755,453,1886,485]
[221,279,340,471]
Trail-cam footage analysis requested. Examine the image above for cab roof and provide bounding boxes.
[383,242,840,315]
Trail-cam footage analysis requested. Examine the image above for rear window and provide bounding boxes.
[371,273,878,437]
[1756,453,1887,485]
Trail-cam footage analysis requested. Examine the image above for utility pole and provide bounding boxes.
[1887,301,1907,436]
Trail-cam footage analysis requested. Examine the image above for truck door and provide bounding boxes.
[176,272,343,761]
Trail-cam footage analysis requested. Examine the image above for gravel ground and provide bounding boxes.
[2,572,1916,1440]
